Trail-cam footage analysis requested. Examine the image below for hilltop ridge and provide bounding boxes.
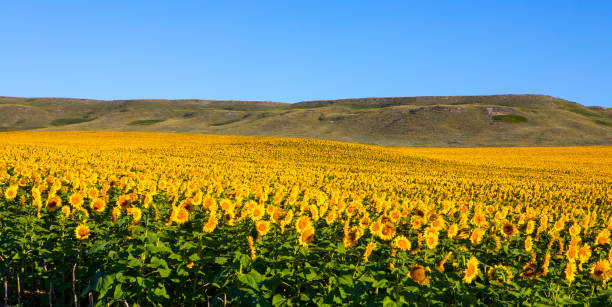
[1,94,610,146]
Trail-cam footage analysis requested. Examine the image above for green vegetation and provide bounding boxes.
[128,119,166,126]
[594,119,612,127]
[50,117,96,126]
[492,114,527,123]
[563,103,601,118]
[210,118,244,126]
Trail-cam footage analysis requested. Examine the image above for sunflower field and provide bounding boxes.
[0,131,611,306]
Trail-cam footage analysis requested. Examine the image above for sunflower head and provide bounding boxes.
[46,196,62,212]
[343,226,362,248]
[409,265,430,285]
[69,193,84,207]
[590,260,611,283]
[379,224,396,241]
[501,220,518,238]
[462,256,479,284]
[298,226,315,247]
[75,224,90,240]
[90,198,106,213]
[175,207,190,224]
[393,235,411,251]
[256,220,271,237]
[425,233,439,249]
[60,205,71,217]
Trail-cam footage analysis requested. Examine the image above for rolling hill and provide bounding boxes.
[0,94,610,146]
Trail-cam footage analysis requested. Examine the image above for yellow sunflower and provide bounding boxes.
[75,224,90,240]
[462,256,479,283]
[590,260,611,284]
[256,220,271,237]
[90,198,106,213]
[409,265,430,285]
[393,235,411,251]
[298,226,315,247]
[46,196,62,212]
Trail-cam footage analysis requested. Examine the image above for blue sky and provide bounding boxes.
[1,1,611,107]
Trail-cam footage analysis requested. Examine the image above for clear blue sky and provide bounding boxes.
[1,1,611,107]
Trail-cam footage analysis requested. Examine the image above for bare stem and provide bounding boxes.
[72,263,78,307]
[3,276,7,307]
[17,273,21,307]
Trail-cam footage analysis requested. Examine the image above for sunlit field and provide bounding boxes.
[1,131,611,306]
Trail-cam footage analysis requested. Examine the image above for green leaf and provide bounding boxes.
[154,284,170,299]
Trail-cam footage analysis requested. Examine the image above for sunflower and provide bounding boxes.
[179,199,195,212]
[175,207,189,224]
[500,220,518,238]
[525,236,533,252]
[569,223,581,237]
[298,226,315,247]
[409,265,430,285]
[256,220,271,237]
[425,232,439,249]
[202,196,216,211]
[487,264,514,286]
[565,261,577,284]
[447,223,459,239]
[590,260,611,284]
[471,214,488,227]
[462,256,479,283]
[202,212,219,233]
[410,216,423,230]
[87,188,98,199]
[553,220,565,233]
[219,199,233,212]
[541,252,551,277]
[525,220,536,235]
[4,184,18,200]
[393,235,411,251]
[389,209,401,223]
[116,195,131,209]
[363,242,376,262]
[470,228,486,245]
[112,206,121,223]
[224,211,235,226]
[520,263,537,280]
[272,208,285,224]
[126,207,142,223]
[379,224,396,241]
[565,244,578,262]
[247,236,256,260]
[369,220,383,237]
[595,229,610,246]
[324,209,337,225]
[578,244,592,268]
[90,198,106,213]
[46,196,62,212]
[192,190,203,206]
[359,216,371,229]
[251,204,265,221]
[60,205,71,217]
[430,217,446,231]
[295,216,312,233]
[75,224,90,240]
[282,210,294,227]
[343,226,362,248]
[437,251,453,272]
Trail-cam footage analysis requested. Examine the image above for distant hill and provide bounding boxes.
[0,94,610,146]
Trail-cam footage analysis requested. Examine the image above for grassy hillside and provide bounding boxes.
[0,94,610,146]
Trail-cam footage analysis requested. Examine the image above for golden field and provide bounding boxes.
[0,131,611,306]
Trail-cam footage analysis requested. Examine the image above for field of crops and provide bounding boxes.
[0,131,611,306]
